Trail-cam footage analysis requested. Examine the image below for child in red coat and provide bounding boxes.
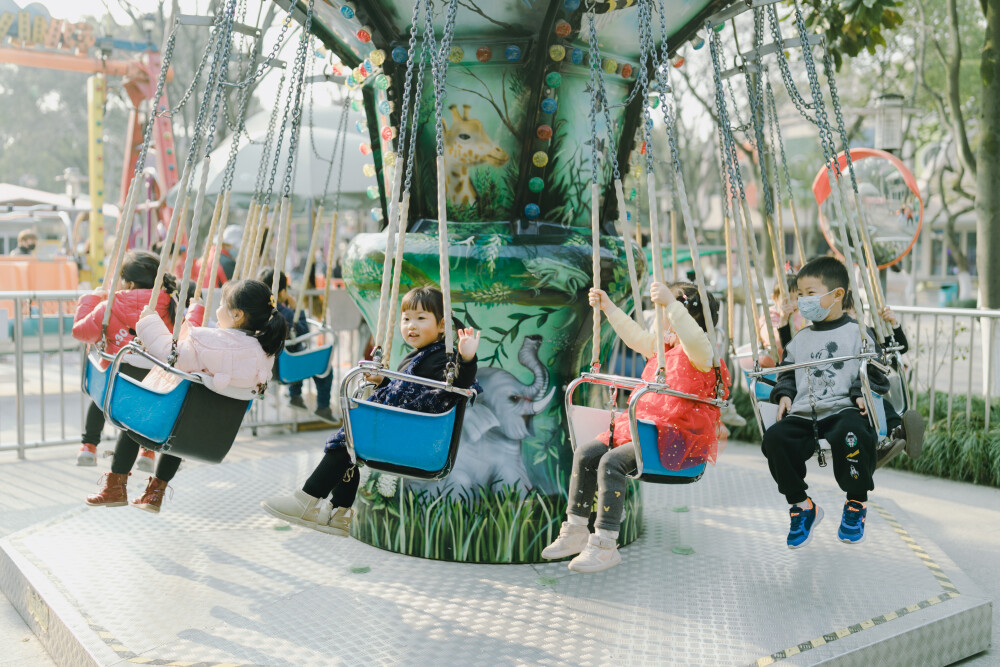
[542,281,730,573]
[72,250,177,468]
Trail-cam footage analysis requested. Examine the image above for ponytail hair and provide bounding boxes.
[221,279,287,357]
[120,249,177,322]
[667,281,721,334]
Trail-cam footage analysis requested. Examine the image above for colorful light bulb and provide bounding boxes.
[363,163,377,178]
[351,99,362,112]
[383,151,397,166]
[377,100,393,115]
[524,203,540,219]
[370,49,386,66]
[380,126,395,141]
[549,44,566,62]
[340,2,356,19]
[449,46,464,63]
[370,207,383,221]
[355,120,367,133]
[532,151,549,167]
[374,74,391,90]
[528,177,544,193]
[621,64,633,78]
[564,0,581,9]
[672,56,685,68]
[571,48,584,65]
[505,45,522,62]
[691,36,705,50]
[392,46,408,63]
[357,25,373,43]
[366,185,379,199]
[554,20,572,38]
[545,71,562,88]
[536,124,553,140]
[541,97,558,114]
[476,46,492,62]
[360,142,372,155]
[603,58,618,74]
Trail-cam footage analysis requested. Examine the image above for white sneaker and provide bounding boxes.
[721,402,747,427]
[567,534,622,573]
[76,445,97,467]
[136,449,155,473]
[541,521,589,559]
[260,490,324,528]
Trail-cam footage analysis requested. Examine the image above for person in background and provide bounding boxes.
[10,229,37,256]
[195,225,241,288]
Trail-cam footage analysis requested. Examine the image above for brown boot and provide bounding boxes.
[132,477,169,513]
[85,472,129,507]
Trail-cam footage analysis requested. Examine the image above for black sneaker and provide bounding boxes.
[288,396,307,410]
[875,437,905,469]
[314,407,342,426]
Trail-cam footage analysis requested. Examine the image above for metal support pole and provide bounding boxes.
[14,298,25,459]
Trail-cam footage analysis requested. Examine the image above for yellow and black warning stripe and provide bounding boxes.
[751,503,961,666]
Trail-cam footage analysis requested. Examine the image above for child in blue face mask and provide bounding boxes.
[762,257,890,549]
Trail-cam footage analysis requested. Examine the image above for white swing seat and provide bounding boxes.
[567,401,707,484]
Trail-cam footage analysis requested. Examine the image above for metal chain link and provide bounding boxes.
[743,9,773,218]
[765,75,793,204]
[229,7,294,89]
[131,23,180,181]
[253,72,285,202]
[280,1,315,198]
[204,5,236,157]
[765,4,817,126]
[585,5,621,182]
[429,0,460,159]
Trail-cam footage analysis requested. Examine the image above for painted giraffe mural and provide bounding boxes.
[442,104,510,206]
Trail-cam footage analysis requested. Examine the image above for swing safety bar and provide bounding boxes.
[743,351,881,379]
[704,0,782,31]
[572,372,727,408]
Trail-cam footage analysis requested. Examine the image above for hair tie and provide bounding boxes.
[269,294,276,308]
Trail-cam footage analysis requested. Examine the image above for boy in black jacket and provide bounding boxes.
[763,257,890,548]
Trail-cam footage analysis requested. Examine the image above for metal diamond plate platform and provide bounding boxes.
[0,436,991,666]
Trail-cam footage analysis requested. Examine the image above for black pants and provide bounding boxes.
[82,364,150,445]
[302,446,360,509]
[761,408,876,504]
[110,433,181,482]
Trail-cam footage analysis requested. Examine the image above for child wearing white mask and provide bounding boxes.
[762,257,890,549]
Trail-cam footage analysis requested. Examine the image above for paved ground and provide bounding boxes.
[0,432,995,666]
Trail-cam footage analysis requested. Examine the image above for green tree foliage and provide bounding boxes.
[798,0,905,70]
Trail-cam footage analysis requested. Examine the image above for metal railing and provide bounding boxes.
[607,298,1000,431]
[1,288,366,459]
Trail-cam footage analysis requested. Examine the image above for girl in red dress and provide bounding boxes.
[542,281,730,573]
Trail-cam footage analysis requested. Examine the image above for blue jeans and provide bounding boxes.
[288,371,333,409]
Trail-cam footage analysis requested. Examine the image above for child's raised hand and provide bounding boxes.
[588,288,614,313]
[778,302,796,326]
[457,327,481,361]
[879,306,899,328]
[649,281,676,306]
[855,396,868,416]
[139,305,157,320]
[776,396,792,421]
[92,287,108,299]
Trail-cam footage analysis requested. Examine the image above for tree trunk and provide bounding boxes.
[976,0,1000,392]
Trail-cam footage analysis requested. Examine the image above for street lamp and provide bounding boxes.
[56,167,87,207]
[141,14,156,46]
[874,93,905,153]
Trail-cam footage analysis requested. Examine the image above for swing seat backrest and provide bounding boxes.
[743,369,777,401]
[83,351,110,405]
[344,398,466,480]
[273,344,334,384]
[567,405,706,484]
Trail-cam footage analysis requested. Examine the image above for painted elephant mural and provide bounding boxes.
[428,335,554,494]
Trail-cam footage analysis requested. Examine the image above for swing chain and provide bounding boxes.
[585,8,601,186]
[132,25,178,182]
[764,5,818,126]
[765,76,793,208]
[281,2,315,199]
[253,72,285,202]
[231,7,294,89]
[404,0,432,195]
[204,6,237,157]
[585,6,621,182]
[744,9,774,219]
[430,0,460,160]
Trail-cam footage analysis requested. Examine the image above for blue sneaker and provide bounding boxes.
[787,501,823,549]
[838,500,867,544]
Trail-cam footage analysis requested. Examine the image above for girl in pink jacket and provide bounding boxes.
[73,250,178,468]
[85,279,286,513]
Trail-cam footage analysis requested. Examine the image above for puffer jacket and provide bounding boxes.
[73,289,174,354]
[135,311,273,393]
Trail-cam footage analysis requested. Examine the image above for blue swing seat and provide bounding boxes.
[274,344,334,384]
[742,367,778,401]
[103,346,253,463]
[346,399,464,479]
[82,349,111,405]
[339,363,473,480]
